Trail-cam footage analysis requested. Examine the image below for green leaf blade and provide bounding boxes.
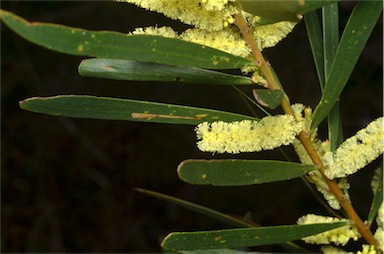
[178,160,315,186]
[299,0,338,16]
[311,1,383,130]
[0,9,252,69]
[304,11,325,90]
[240,0,338,22]
[368,168,383,226]
[135,188,253,228]
[161,222,347,251]
[240,0,302,22]
[252,89,284,109]
[79,58,254,85]
[19,95,258,125]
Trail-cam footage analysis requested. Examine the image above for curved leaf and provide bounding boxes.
[79,58,254,85]
[311,1,383,130]
[178,160,315,186]
[240,0,338,22]
[299,0,338,16]
[240,0,302,22]
[0,9,252,69]
[252,89,284,109]
[304,11,324,90]
[368,168,383,226]
[19,95,258,125]
[136,188,311,253]
[135,188,253,228]
[161,222,347,251]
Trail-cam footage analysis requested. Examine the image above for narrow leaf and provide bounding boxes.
[135,188,253,228]
[161,222,347,251]
[252,89,284,109]
[240,0,302,22]
[311,1,383,130]
[368,168,383,226]
[79,58,254,85]
[136,188,311,253]
[182,249,248,254]
[299,0,338,16]
[178,160,315,186]
[19,95,257,125]
[322,3,343,152]
[0,9,251,69]
[304,11,325,90]
[240,0,338,22]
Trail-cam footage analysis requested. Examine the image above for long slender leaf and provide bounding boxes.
[304,11,325,90]
[323,3,343,151]
[178,160,315,186]
[322,3,339,76]
[135,188,254,228]
[311,1,383,130]
[136,188,310,252]
[299,0,338,16]
[182,249,248,254]
[19,95,257,125]
[240,0,337,22]
[240,0,302,22]
[79,58,254,85]
[0,9,251,69]
[368,168,383,226]
[161,222,347,251]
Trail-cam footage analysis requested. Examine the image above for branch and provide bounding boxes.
[233,11,380,250]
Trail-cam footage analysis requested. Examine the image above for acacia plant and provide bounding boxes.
[1,1,383,253]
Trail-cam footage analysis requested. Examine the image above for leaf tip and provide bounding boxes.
[177,159,191,177]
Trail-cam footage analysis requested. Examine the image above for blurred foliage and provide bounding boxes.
[1,1,382,252]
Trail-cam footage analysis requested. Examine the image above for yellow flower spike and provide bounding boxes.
[291,103,352,210]
[325,117,384,179]
[321,245,350,254]
[119,0,238,31]
[195,115,302,154]
[297,214,359,246]
[180,28,251,57]
[130,26,178,38]
[357,245,377,254]
[251,18,297,49]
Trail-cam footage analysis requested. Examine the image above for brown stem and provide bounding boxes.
[233,12,380,250]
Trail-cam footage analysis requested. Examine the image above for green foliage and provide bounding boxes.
[20,95,257,125]
[310,1,383,130]
[2,1,382,253]
[368,169,383,226]
[0,9,251,69]
[136,188,253,227]
[161,222,347,251]
[178,160,314,186]
[252,89,284,109]
[239,0,337,23]
[79,58,254,85]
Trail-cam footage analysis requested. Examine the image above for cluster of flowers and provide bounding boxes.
[298,207,383,254]
[196,115,302,153]
[119,1,383,251]
[119,0,296,59]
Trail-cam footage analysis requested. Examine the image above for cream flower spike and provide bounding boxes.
[118,0,237,31]
[130,26,178,38]
[290,104,348,210]
[251,17,297,49]
[324,117,384,179]
[297,214,359,246]
[180,28,251,57]
[195,115,302,154]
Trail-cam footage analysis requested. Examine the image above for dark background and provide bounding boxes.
[1,1,382,252]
